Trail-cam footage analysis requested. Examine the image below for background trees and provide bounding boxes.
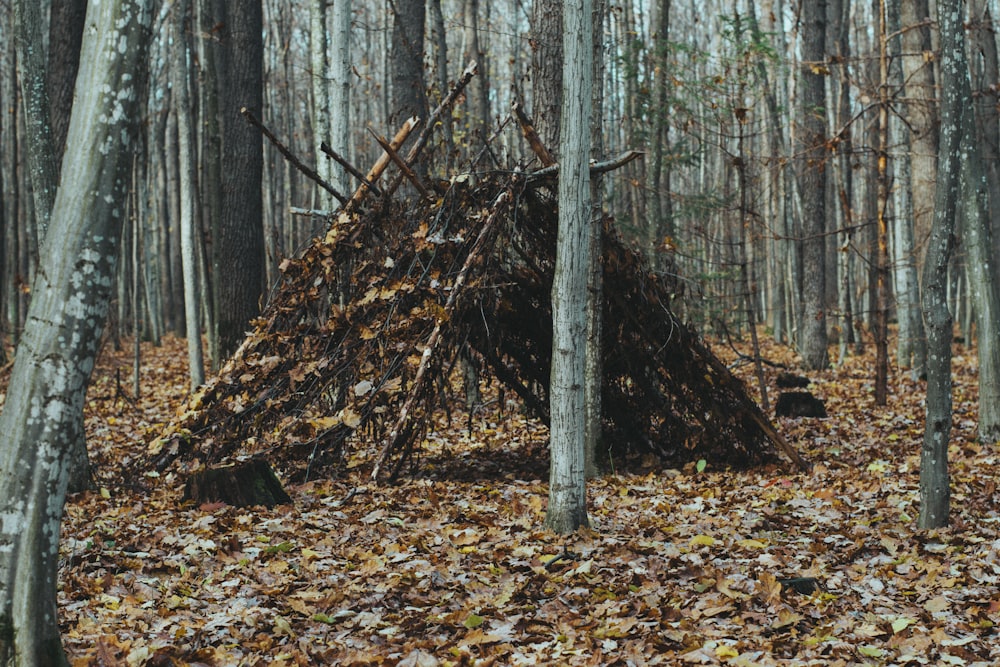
[1,0,999,532]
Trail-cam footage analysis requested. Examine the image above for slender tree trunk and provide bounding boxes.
[331,0,352,194]
[796,0,829,370]
[873,0,890,405]
[547,0,592,535]
[958,101,1000,442]
[310,0,332,205]
[887,0,925,378]
[13,0,58,238]
[584,0,606,477]
[0,2,151,663]
[920,0,964,530]
[172,0,205,390]
[389,0,428,124]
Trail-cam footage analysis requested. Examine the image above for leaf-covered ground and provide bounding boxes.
[55,335,1000,666]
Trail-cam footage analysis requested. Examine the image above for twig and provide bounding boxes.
[367,128,432,199]
[241,107,347,204]
[320,142,383,196]
[290,207,333,218]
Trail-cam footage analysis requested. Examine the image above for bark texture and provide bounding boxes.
[920,0,963,530]
[214,0,265,360]
[530,0,563,151]
[546,0,592,535]
[796,0,829,370]
[0,1,151,662]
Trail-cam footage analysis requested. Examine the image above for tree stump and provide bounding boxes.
[775,391,827,418]
[183,459,292,508]
[776,372,811,388]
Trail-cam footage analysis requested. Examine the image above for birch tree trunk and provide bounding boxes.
[171,0,205,390]
[310,0,333,203]
[331,0,352,194]
[0,1,151,662]
[920,0,964,530]
[546,0,592,535]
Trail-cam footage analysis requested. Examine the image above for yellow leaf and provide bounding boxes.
[310,415,342,430]
[100,487,111,499]
[463,614,485,629]
[737,538,768,549]
[892,617,916,633]
[714,644,739,659]
[689,534,716,547]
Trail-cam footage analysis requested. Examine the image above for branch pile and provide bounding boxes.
[148,170,803,481]
[148,71,805,480]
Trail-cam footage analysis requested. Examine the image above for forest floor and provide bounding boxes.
[50,333,1000,666]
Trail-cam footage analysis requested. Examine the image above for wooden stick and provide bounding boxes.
[367,128,432,199]
[320,141,383,196]
[240,107,347,204]
[512,101,556,167]
[527,149,644,181]
[347,116,420,210]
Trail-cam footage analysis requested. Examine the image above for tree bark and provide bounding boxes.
[530,0,563,151]
[214,0,265,361]
[920,0,963,530]
[171,0,206,390]
[46,0,88,164]
[331,0,352,194]
[900,0,937,257]
[13,0,59,239]
[546,0,592,535]
[796,0,829,370]
[15,0,94,492]
[389,0,428,125]
[0,1,151,662]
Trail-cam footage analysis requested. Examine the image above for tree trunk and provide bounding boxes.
[796,0,829,370]
[214,0,265,361]
[171,0,205,391]
[15,0,93,492]
[546,0,592,535]
[310,0,333,205]
[0,1,151,662]
[13,0,58,239]
[331,0,352,194]
[887,0,925,378]
[46,0,88,164]
[389,0,428,125]
[584,0,606,477]
[920,0,964,530]
[530,0,562,151]
[900,0,937,258]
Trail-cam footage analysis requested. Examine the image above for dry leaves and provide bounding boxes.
[54,335,1000,665]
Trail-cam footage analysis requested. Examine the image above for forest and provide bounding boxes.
[1,0,1000,663]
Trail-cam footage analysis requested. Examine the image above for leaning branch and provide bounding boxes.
[241,107,347,205]
[320,141,383,197]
